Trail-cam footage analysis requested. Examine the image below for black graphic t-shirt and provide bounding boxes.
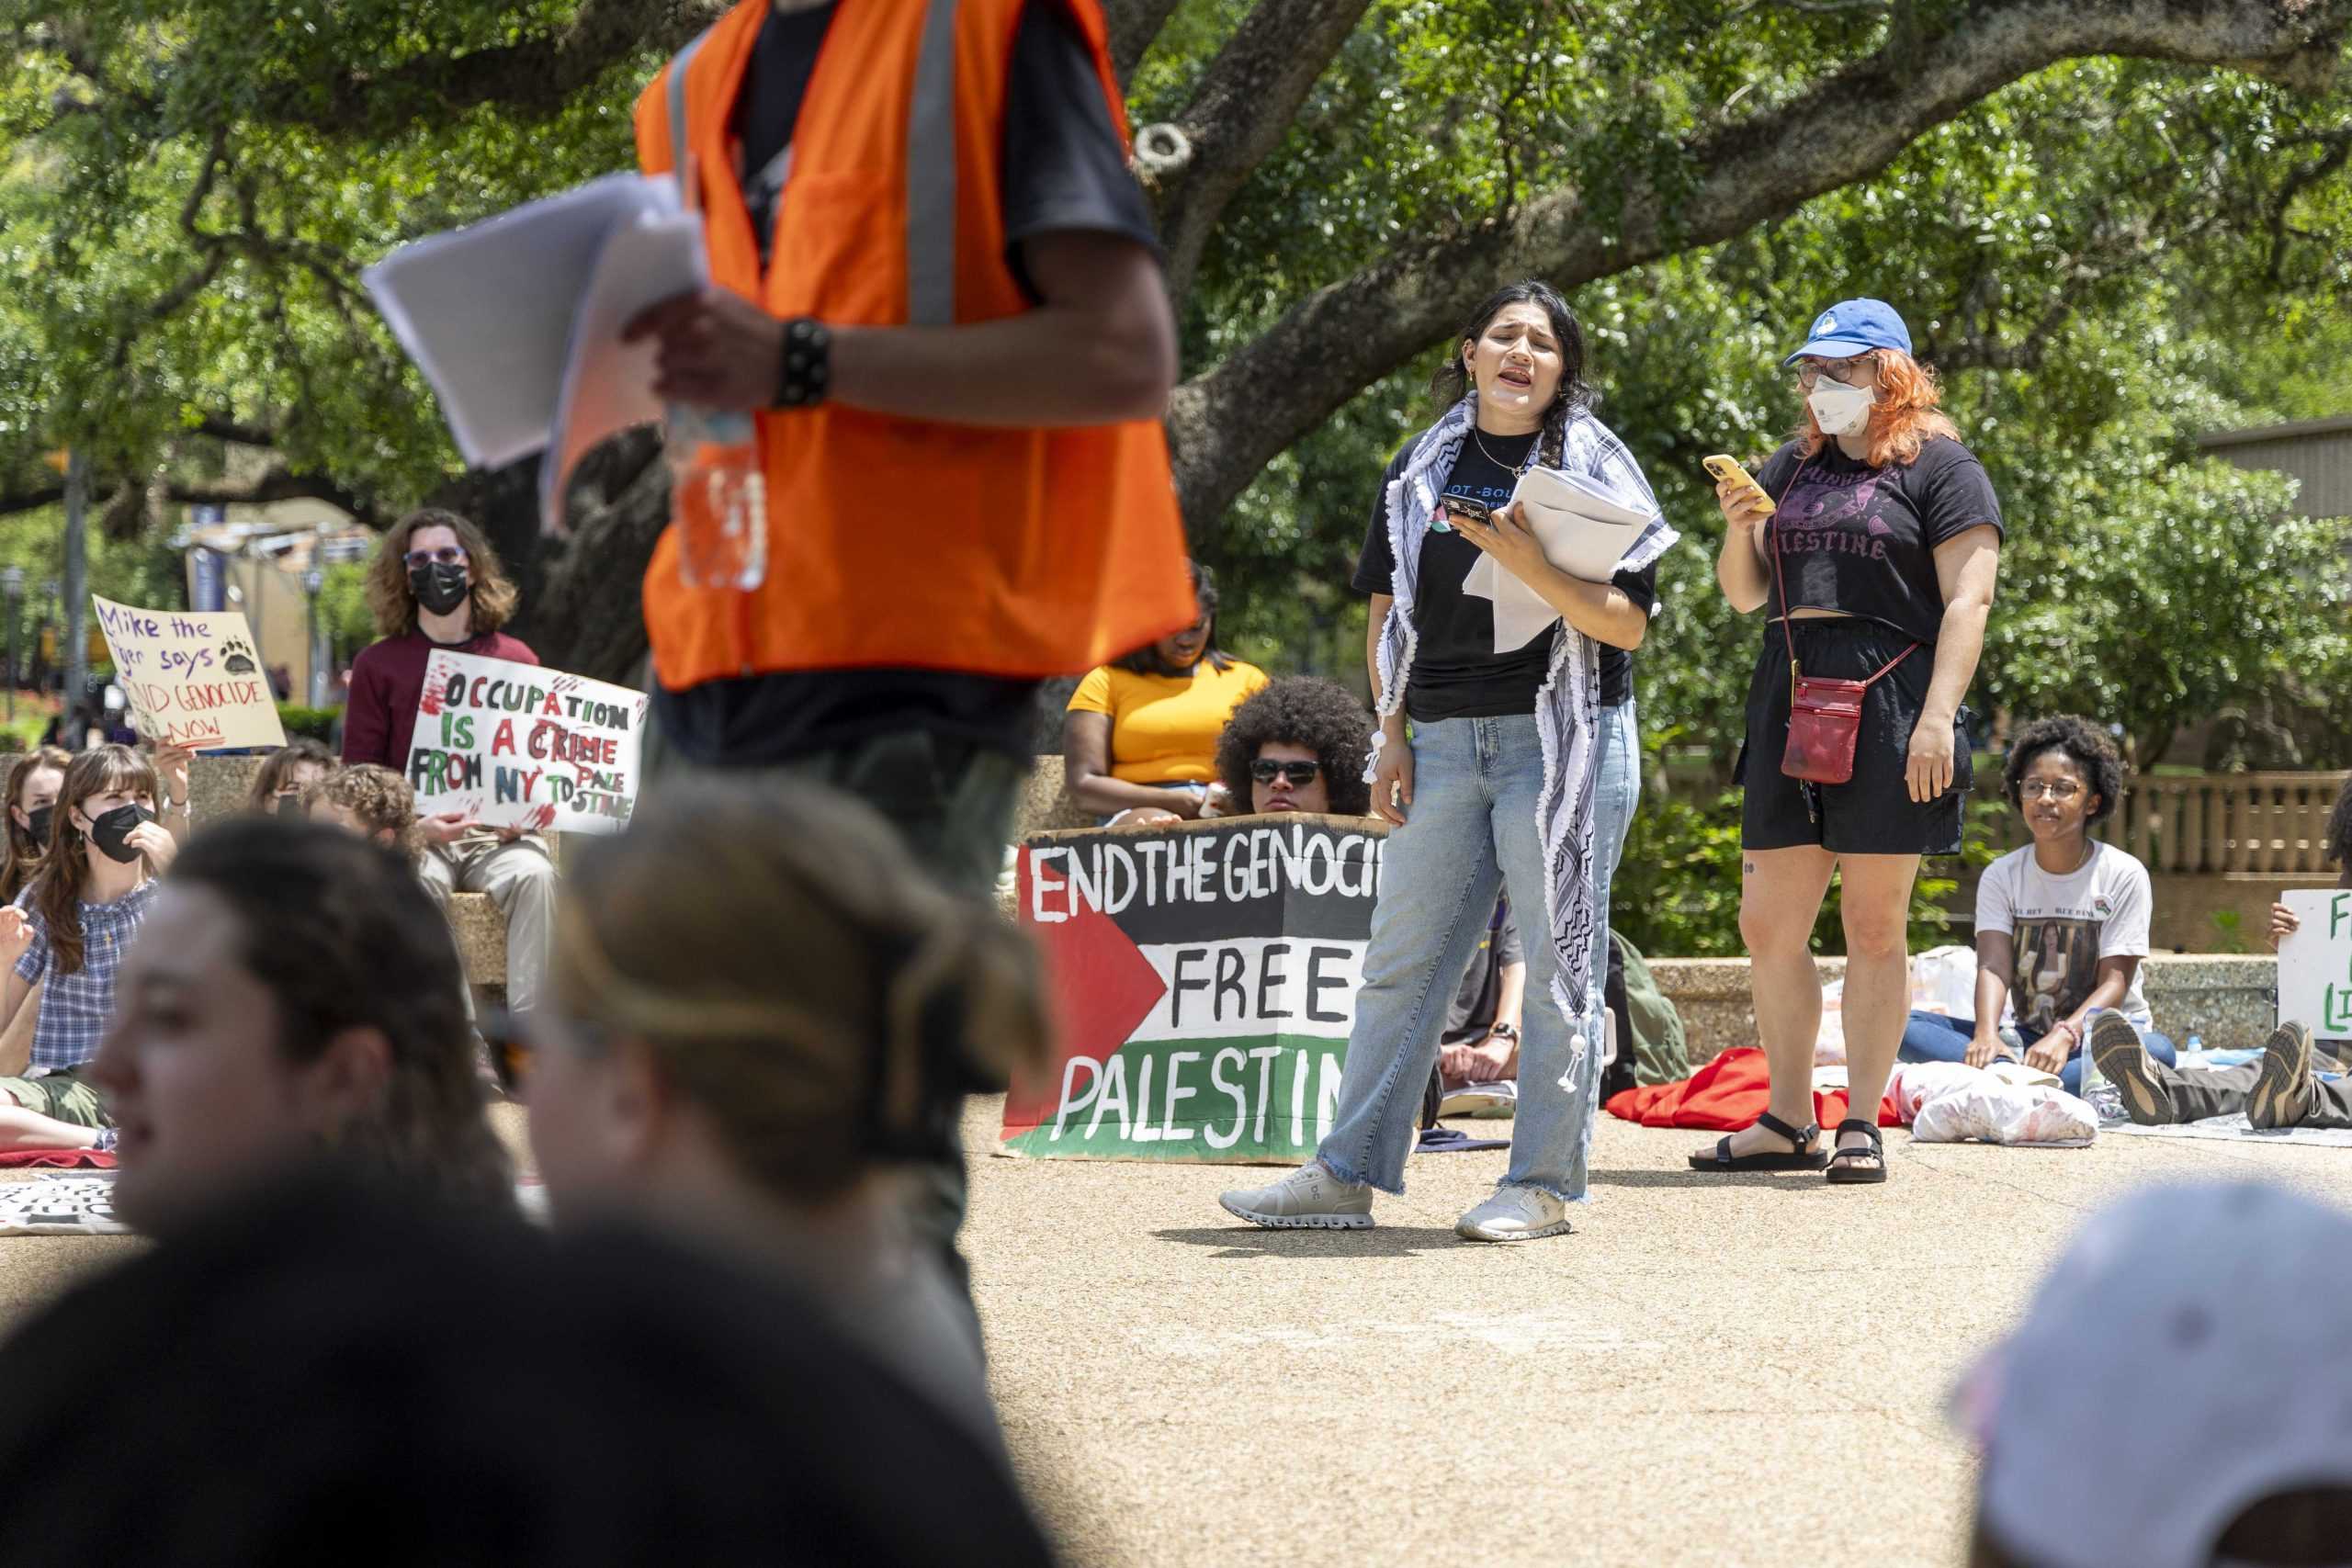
[1352,432,1658,718]
[1752,434,2003,645]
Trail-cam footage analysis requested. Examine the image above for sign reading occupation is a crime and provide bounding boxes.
[402,649,647,834]
[1001,814,1387,1164]
[2279,889,2352,1040]
[91,596,287,750]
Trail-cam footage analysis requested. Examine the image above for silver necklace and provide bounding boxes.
[1472,425,1533,471]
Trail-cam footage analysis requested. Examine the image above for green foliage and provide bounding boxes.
[273,703,337,741]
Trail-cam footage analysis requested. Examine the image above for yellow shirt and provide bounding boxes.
[1068,660,1271,784]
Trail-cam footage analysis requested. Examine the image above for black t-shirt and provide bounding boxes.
[665,0,1164,766]
[1752,435,2004,645]
[1442,897,1524,1044]
[1352,432,1659,718]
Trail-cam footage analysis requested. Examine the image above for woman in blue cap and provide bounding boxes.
[1693,299,2003,1184]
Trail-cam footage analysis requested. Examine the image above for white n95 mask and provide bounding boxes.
[1807,378,1875,435]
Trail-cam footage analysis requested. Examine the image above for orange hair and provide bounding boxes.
[1794,350,1961,468]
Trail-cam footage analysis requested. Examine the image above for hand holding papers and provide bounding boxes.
[1462,468,1656,653]
[361,174,709,536]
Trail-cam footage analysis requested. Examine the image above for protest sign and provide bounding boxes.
[2279,889,2352,1039]
[91,596,286,750]
[403,649,648,834]
[1000,815,1387,1165]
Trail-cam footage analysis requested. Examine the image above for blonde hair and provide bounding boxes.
[303,764,420,856]
[364,508,519,638]
[555,778,1048,1200]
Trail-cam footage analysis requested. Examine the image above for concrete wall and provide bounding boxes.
[1650,953,2280,1055]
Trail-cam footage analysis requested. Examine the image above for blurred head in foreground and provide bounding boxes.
[524,777,1050,1427]
[1962,1181,2352,1567]
[90,817,510,1230]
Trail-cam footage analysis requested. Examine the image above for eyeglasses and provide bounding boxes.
[1794,357,1874,389]
[1251,759,1321,786]
[402,546,469,569]
[2019,779,2083,801]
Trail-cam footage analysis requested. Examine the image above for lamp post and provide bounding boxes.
[303,567,326,708]
[1,566,21,726]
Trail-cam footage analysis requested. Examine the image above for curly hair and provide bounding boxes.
[364,508,519,639]
[1792,348,1962,469]
[1429,279,1596,471]
[2003,716,2124,827]
[304,764,420,857]
[1215,677,1374,818]
[247,739,336,813]
[2325,774,2352,873]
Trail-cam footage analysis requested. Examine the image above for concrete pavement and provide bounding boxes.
[967,1100,2352,1567]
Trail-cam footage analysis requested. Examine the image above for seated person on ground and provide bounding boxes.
[2266,773,2352,1036]
[1212,676,1374,819]
[1434,897,1526,1106]
[1899,716,2171,1096]
[1962,1182,2352,1568]
[0,745,180,1133]
[246,739,335,817]
[1064,560,1267,826]
[304,762,421,857]
[525,776,1051,1454]
[2,747,70,907]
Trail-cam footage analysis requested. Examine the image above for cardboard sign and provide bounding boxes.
[1000,815,1387,1165]
[2279,889,2352,1039]
[90,596,287,750]
[403,649,648,834]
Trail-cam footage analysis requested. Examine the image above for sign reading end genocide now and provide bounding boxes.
[1000,815,1387,1165]
[2279,889,2352,1040]
[91,596,287,750]
[402,649,648,834]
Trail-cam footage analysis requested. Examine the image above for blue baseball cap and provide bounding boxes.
[1783,299,1912,365]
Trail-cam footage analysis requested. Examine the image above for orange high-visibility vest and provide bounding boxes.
[634,0,1193,691]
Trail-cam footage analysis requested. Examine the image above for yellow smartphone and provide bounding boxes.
[1703,454,1774,515]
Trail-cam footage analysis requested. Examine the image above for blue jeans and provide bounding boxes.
[1317,714,1603,1201]
[1589,700,1640,1091]
[1898,1010,2177,1097]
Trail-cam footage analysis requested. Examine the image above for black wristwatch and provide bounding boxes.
[774,317,832,409]
[1489,1022,1521,1043]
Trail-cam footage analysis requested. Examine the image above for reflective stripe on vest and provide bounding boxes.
[907,0,961,325]
[667,25,713,200]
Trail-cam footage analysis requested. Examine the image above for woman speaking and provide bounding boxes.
[1694,299,2002,1184]
[1217,281,1675,1243]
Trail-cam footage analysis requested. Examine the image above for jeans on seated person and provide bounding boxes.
[1899,1010,2177,1097]
[1317,715,1599,1202]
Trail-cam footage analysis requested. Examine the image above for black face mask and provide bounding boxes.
[19,806,51,849]
[408,561,471,617]
[87,804,155,864]
[275,793,306,818]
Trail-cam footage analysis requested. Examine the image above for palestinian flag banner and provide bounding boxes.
[1001,814,1388,1164]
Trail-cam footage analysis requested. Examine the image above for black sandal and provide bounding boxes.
[1825,1119,1888,1185]
[1688,1111,1829,1172]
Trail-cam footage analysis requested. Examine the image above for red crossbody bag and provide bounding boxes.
[1767,463,1917,785]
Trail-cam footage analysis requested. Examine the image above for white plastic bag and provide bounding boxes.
[1909,945,1978,1018]
[1815,978,1847,1066]
[1892,1060,2097,1145]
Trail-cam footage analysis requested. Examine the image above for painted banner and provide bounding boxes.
[403,649,648,834]
[90,595,286,750]
[2279,889,2352,1038]
[1000,814,1387,1165]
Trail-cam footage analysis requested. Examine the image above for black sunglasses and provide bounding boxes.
[1251,759,1321,786]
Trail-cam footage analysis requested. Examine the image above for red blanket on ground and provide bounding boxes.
[1604,1047,1898,1130]
[0,1150,114,1169]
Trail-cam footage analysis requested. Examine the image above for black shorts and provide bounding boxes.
[1736,618,1972,856]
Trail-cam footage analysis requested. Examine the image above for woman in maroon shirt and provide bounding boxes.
[345,509,556,1020]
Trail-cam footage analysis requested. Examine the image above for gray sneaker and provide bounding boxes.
[1455,1184,1572,1243]
[2089,1011,2167,1125]
[2251,1022,2317,1130]
[1219,1164,1374,1229]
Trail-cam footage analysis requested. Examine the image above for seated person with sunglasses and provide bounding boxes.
[1114,675,1375,829]
[1898,716,2174,1096]
[344,509,557,1026]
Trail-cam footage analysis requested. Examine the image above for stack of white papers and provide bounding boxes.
[1462,468,1656,652]
[362,173,708,535]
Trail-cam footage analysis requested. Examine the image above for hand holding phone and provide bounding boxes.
[1703,454,1774,516]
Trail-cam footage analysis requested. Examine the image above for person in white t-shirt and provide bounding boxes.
[1898,716,2176,1096]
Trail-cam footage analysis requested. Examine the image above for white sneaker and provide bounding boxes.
[1218,1164,1374,1230]
[1456,1185,1572,1243]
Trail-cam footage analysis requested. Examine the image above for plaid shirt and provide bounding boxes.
[11,880,158,1072]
